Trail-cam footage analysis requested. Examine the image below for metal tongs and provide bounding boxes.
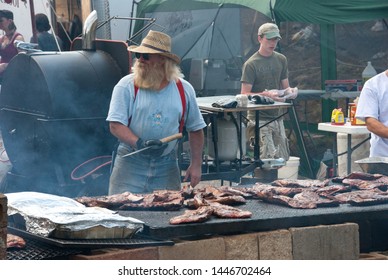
[122,133,183,158]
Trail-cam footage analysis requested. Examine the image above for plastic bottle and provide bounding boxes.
[322,149,333,164]
[362,61,377,85]
[322,149,334,178]
[331,108,344,125]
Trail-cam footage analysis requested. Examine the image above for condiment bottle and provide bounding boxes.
[349,98,365,125]
[331,108,345,125]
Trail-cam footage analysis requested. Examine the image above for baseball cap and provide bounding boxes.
[258,23,282,40]
[0,10,14,20]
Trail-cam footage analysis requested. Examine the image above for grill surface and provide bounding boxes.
[118,192,388,252]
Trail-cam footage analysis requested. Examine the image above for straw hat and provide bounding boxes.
[128,30,180,64]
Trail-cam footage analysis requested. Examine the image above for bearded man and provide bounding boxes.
[107,30,206,194]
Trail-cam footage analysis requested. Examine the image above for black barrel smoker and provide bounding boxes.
[0,12,130,197]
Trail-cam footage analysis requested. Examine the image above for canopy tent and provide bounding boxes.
[135,0,388,24]
[133,0,388,89]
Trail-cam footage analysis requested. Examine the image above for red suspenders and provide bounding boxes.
[131,80,186,133]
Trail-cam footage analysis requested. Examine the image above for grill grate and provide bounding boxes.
[7,239,83,260]
[6,227,174,260]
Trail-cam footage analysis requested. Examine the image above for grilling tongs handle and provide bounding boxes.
[122,133,183,158]
[160,133,183,143]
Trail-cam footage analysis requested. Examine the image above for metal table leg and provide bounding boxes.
[347,134,352,175]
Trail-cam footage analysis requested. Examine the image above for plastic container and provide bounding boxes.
[277,156,300,179]
[348,103,365,125]
[322,149,334,178]
[362,61,377,85]
[322,149,334,164]
[331,108,345,125]
[207,117,243,161]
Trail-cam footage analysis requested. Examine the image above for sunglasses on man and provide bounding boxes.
[135,53,150,60]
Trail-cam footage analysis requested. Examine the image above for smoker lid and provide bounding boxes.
[1,51,122,118]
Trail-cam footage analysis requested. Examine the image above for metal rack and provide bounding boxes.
[179,95,314,183]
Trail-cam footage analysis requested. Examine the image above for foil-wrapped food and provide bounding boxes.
[6,192,144,239]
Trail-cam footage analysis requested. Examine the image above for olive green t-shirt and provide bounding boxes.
[241,51,288,120]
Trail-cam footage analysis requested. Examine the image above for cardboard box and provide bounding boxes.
[325,79,362,92]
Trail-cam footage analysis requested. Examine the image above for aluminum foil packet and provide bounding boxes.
[6,192,144,238]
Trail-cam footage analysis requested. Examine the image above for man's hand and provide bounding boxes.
[262,90,285,102]
[249,95,275,104]
[136,138,167,157]
[282,87,298,99]
[183,164,202,187]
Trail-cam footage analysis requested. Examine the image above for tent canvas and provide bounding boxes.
[135,0,388,25]
[138,6,255,95]
[133,0,388,91]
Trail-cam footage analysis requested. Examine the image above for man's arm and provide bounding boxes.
[281,78,290,90]
[109,121,139,148]
[365,117,388,138]
[240,82,286,102]
[183,129,204,187]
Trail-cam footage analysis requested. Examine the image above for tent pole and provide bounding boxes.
[320,24,337,122]
[29,0,37,43]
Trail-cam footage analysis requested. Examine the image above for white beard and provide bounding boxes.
[133,60,165,90]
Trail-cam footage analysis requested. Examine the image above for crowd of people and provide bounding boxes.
[0,9,81,85]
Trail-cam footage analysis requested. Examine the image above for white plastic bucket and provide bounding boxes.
[278,156,300,179]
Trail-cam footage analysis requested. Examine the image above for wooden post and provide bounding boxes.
[29,0,37,43]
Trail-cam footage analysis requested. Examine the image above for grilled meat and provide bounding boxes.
[249,183,305,198]
[206,195,246,205]
[332,172,384,183]
[210,202,252,218]
[345,171,384,181]
[293,191,339,207]
[76,192,144,209]
[170,201,252,224]
[120,190,184,211]
[342,178,388,191]
[7,234,26,249]
[272,179,329,189]
[261,194,317,209]
[315,184,352,197]
[169,206,214,225]
[334,189,388,205]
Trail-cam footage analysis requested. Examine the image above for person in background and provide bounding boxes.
[69,14,82,40]
[355,68,388,157]
[31,13,63,51]
[107,30,206,194]
[240,22,297,161]
[0,9,24,83]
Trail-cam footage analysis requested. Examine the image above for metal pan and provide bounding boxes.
[355,157,388,175]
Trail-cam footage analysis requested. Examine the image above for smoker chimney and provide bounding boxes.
[82,10,98,51]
